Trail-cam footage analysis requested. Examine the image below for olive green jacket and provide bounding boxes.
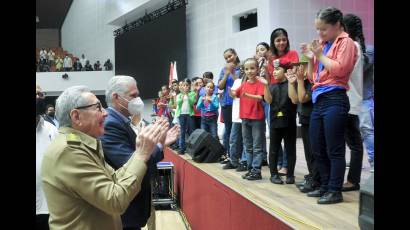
[41,127,147,230]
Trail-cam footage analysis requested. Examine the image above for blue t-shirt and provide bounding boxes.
[312,41,344,103]
[218,66,241,106]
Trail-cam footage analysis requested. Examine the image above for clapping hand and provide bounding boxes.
[300,43,314,59]
[296,65,305,81]
[311,39,322,57]
[285,68,297,85]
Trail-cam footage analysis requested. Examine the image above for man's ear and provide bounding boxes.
[70,110,81,126]
[112,92,119,100]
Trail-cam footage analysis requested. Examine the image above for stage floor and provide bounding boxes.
[171,138,371,229]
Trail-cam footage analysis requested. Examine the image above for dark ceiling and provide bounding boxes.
[36,0,73,29]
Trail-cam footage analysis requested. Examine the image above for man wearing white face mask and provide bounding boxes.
[129,97,148,136]
[101,75,179,230]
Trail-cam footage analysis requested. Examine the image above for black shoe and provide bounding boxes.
[247,172,262,180]
[222,162,238,170]
[299,179,316,193]
[286,176,295,184]
[317,191,343,204]
[242,171,251,179]
[270,174,284,184]
[296,174,310,187]
[236,162,248,172]
[307,189,326,197]
[341,183,360,192]
[219,155,229,164]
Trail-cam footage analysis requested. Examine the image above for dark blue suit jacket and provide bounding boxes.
[100,107,163,228]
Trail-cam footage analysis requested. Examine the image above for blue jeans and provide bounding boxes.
[229,122,243,166]
[263,103,269,162]
[242,119,265,174]
[221,105,233,154]
[264,101,270,130]
[309,90,349,192]
[201,115,218,139]
[178,114,193,151]
[359,98,374,163]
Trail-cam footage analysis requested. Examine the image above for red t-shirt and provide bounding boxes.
[266,50,299,84]
[236,81,265,120]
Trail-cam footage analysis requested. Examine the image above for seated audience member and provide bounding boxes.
[48,49,55,67]
[55,56,63,72]
[63,55,72,72]
[41,85,169,229]
[73,58,83,71]
[94,60,102,71]
[104,59,113,70]
[80,54,88,67]
[84,60,93,71]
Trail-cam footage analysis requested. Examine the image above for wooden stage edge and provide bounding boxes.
[166,147,362,230]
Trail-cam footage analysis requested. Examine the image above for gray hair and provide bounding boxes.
[105,75,137,107]
[55,85,91,127]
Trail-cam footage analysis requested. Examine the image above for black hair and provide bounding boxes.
[191,77,199,82]
[203,71,214,79]
[171,79,178,84]
[256,42,270,51]
[343,14,366,57]
[223,48,240,65]
[183,78,191,85]
[46,104,54,110]
[316,7,344,27]
[270,28,290,57]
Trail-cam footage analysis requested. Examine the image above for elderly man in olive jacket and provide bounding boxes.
[41,85,171,230]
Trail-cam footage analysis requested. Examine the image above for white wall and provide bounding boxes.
[36,71,114,96]
[61,0,119,68]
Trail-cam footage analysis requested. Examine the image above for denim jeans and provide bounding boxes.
[264,102,270,130]
[201,115,218,139]
[229,122,243,166]
[178,114,192,151]
[221,105,233,154]
[359,98,374,163]
[242,119,265,174]
[309,90,349,192]
[345,114,363,184]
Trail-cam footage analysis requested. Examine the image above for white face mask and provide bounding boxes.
[127,97,144,115]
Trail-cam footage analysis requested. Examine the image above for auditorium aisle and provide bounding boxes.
[142,210,189,230]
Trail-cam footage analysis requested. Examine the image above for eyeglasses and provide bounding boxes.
[75,102,102,112]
